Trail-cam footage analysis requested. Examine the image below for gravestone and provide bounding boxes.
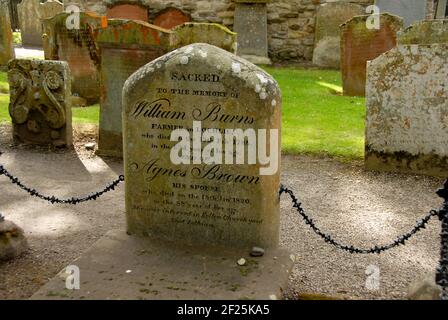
[313,2,364,69]
[42,12,102,104]
[18,0,43,47]
[365,44,448,177]
[0,0,15,66]
[38,0,63,21]
[436,0,448,18]
[375,0,427,27]
[398,20,448,44]
[123,43,281,248]
[341,13,403,96]
[153,8,190,30]
[96,20,170,157]
[8,59,72,146]
[233,0,271,65]
[170,23,237,53]
[30,44,294,300]
[106,3,148,21]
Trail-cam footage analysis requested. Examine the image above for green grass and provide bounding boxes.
[0,68,365,160]
[264,67,365,160]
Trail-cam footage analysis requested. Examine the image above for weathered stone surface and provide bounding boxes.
[234,2,271,64]
[313,2,364,69]
[341,13,403,97]
[106,3,148,21]
[170,23,237,53]
[408,273,441,300]
[18,0,43,47]
[0,0,15,66]
[398,19,448,45]
[42,12,102,104]
[95,19,170,157]
[8,59,72,146]
[0,218,28,261]
[153,7,190,30]
[365,44,448,177]
[31,230,294,299]
[38,0,64,20]
[435,0,448,19]
[375,0,427,27]
[123,43,281,249]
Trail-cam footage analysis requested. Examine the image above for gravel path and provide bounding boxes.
[0,124,444,300]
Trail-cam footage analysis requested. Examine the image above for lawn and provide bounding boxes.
[0,67,365,159]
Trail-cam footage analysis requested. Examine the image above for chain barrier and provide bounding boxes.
[280,180,448,300]
[0,164,124,205]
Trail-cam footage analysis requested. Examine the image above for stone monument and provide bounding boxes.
[38,0,64,21]
[233,0,271,65]
[341,13,403,96]
[96,19,171,157]
[313,2,364,69]
[31,44,293,300]
[8,59,72,147]
[365,44,448,176]
[398,19,448,45]
[42,12,102,104]
[18,0,43,47]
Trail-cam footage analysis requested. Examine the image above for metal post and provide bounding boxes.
[436,180,448,300]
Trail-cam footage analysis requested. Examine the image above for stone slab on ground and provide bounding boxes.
[31,230,294,300]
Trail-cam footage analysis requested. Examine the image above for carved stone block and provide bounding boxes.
[8,59,72,147]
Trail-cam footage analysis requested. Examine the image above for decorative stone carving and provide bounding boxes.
[8,59,72,146]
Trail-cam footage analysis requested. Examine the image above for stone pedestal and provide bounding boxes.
[30,230,294,300]
[233,0,271,65]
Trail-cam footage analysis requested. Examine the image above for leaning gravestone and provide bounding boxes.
[8,59,72,146]
[365,44,448,177]
[18,0,43,47]
[0,0,15,66]
[31,44,294,300]
[341,13,403,96]
[170,23,238,53]
[42,12,102,104]
[313,2,364,69]
[375,0,427,27]
[123,43,281,248]
[398,20,448,45]
[233,0,271,64]
[96,20,171,157]
[38,0,64,21]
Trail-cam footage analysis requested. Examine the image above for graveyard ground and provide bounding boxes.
[0,122,443,300]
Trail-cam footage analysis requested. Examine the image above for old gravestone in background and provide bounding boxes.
[96,20,171,157]
[233,0,271,65]
[106,3,148,21]
[42,12,102,104]
[153,7,191,30]
[398,20,448,45]
[313,2,364,69]
[170,23,237,53]
[365,44,448,177]
[18,0,43,47]
[123,43,281,248]
[38,0,63,21]
[341,13,403,97]
[8,59,72,146]
[0,0,15,66]
[375,0,427,27]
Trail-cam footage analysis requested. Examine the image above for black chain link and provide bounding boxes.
[280,184,439,254]
[0,164,124,205]
[435,180,448,300]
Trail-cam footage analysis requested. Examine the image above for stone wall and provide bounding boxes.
[65,0,439,62]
